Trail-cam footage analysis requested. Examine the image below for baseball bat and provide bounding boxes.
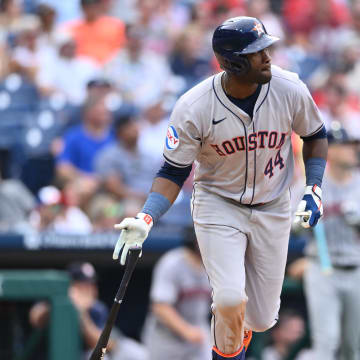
[313,221,333,275]
[89,247,142,360]
[296,211,332,274]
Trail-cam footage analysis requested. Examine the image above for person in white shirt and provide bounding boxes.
[103,24,174,110]
[36,31,100,105]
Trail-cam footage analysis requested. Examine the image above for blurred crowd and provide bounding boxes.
[0,0,360,358]
[0,0,359,235]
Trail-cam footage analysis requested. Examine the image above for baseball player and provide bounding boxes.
[113,16,328,360]
[302,124,360,360]
[142,226,212,360]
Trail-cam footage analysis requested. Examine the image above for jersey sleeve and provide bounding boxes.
[292,80,324,137]
[150,254,179,305]
[163,98,202,168]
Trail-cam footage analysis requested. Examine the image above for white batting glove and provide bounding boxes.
[294,185,323,228]
[113,213,153,265]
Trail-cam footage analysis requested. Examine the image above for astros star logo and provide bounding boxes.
[252,23,264,36]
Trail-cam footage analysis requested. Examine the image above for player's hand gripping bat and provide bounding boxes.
[89,247,142,360]
[295,185,332,274]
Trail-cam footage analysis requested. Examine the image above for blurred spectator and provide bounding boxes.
[192,1,239,34]
[29,185,92,234]
[318,81,360,139]
[133,0,185,55]
[35,3,57,54]
[103,23,174,109]
[29,261,111,356]
[277,0,351,84]
[149,0,191,45]
[290,124,360,360]
[169,25,212,91]
[8,15,41,82]
[29,261,148,359]
[138,100,171,166]
[110,0,137,23]
[56,94,114,185]
[36,31,100,105]
[87,193,124,231]
[246,0,284,39]
[63,78,113,129]
[94,111,158,216]
[261,310,312,360]
[346,0,360,42]
[33,0,81,24]
[142,226,212,359]
[0,176,35,233]
[283,0,349,37]
[342,38,360,97]
[86,78,112,99]
[64,0,126,65]
[0,0,39,46]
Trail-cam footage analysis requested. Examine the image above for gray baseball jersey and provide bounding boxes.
[163,65,324,204]
[142,247,212,360]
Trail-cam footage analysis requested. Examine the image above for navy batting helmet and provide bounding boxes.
[212,16,279,75]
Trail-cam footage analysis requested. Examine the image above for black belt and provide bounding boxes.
[241,202,266,208]
[332,265,359,271]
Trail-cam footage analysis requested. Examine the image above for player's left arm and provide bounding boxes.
[292,78,328,228]
[295,127,328,228]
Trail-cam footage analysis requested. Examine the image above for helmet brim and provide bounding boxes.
[235,34,280,55]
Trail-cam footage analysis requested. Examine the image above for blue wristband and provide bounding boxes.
[142,192,171,224]
[305,157,326,187]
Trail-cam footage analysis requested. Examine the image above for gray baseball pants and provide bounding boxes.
[304,260,360,360]
[191,187,292,335]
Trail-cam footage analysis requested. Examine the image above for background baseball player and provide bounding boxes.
[142,226,212,360]
[290,123,360,360]
[113,16,328,360]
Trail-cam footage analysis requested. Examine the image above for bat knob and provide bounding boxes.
[101,348,107,358]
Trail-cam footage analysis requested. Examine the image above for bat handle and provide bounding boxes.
[89,247,142,360]
[114,247,141,303]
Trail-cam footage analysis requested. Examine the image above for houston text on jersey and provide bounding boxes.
[211,131,287,156]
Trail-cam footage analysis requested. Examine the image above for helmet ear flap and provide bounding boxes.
[221,56,250,76]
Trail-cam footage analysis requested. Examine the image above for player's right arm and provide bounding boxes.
[113,97,202,265]
[150,177,182,204]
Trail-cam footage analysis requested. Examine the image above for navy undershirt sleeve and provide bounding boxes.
[156,161,192,188]
[301,126,327,142]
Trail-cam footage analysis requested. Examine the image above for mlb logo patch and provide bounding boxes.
[166,125,179,150]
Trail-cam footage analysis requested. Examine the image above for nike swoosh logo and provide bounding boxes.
[212,117,227,125]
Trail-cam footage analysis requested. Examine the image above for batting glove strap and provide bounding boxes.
[113,213,153,265]
[295,185,323,228]
[135,212,154,227]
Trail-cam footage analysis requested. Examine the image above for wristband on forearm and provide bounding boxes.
[305,157,326,187]
[142,192,171,224]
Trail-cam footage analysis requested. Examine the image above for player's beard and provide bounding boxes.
[233,67,272,85]
[246,67,272,84]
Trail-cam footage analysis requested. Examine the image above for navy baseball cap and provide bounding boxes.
[87,79,111,88]
[67,262,97,282]
[327,122,360,145]
[81,0,100,5]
